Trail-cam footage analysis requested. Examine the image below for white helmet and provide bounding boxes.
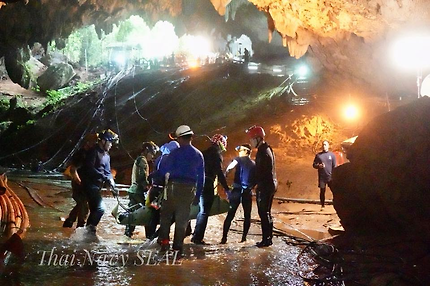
[175,125,194,137]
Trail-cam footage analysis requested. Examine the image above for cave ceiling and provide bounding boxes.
[1,0,430,97]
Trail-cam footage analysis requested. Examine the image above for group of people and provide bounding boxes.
[63,123,336,255]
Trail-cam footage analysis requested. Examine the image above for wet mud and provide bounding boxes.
[1,175,334,286]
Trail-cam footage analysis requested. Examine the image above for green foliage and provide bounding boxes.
[116,20,134,42]
[49,25,105,67]
[14,95,26,108]
[45,89,66,106]
[0,98,10,114]
[0,98,9,109]
[48,15,155,68]
[43,80,100,112]
[16,119,35,131]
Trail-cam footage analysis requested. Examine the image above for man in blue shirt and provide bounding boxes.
[80,129,118,236]
[312,140,337,209]
[157,125,204,255]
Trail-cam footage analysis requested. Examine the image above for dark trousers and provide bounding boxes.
[125,192,145,237]
[192,179,215,242]
[85,184,105,227]
[222,187,252,240]
[256,185,276,242]
[145,186,163,239]
[66,181,89,227]
[158,182,195,251]
[319,180,332,207]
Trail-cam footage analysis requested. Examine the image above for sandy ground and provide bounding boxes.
[0,78,46,105]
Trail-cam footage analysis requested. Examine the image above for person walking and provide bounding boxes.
[220,143,255,244]
[246,125,277,247]
[192,134,230,245]
[312,140,337,209]
[146,140,180,239]
[63,133,97,228]
[124,141,159,238]
[157,125,204,255]
[80,129,118,236]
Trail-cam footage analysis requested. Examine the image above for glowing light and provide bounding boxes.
[147,21,179,59]
[272,67,282,73]
[391,35,430,70]
[248,62,259,70]
[187,59,200,69]
[114,54,126,66]
[344,104,360,120]
[297,65,308,77]
[179,35,211,59]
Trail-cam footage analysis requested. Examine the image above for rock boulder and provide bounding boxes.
[332,97,430,238]
[37,62,75,92]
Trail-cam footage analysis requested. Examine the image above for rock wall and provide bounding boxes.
[332,97,430,238]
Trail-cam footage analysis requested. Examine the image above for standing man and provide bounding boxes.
[220,143,255,244]
[146,140,180,239]
[312,140,337,209]
[124,141,159,238]
[246,125,277,248]
[80,129,118,236]
[63,133,97,228]
[157,125,204,255]
[192,134,230,245]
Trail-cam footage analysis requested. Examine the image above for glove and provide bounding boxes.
[192,196,199,206]
[111,188,119,197]
[108,178,116,189]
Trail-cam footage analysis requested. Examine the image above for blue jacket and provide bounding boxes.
[80,145,113,186]
[159,144,205,197]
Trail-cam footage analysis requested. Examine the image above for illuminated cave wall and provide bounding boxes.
[1,0,430,96]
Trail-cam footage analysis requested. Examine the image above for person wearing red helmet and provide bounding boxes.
[246,125,277,247]
[192,133,230,245]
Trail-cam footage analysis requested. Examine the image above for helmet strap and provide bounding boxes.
[256,137,263,148]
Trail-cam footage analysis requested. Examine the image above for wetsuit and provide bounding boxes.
[255,142,277,246]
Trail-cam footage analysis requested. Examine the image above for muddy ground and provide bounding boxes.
[0,175,338,286]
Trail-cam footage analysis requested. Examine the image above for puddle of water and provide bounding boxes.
[2,180,308,285]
